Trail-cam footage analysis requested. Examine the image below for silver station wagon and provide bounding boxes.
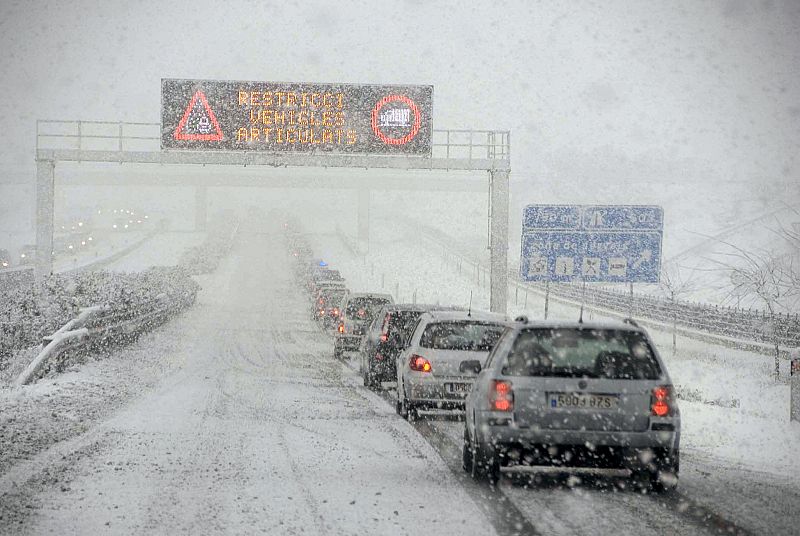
[395,310,509,418]
[463,318,680,491]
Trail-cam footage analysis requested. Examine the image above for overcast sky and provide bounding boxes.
[1,0,798,199]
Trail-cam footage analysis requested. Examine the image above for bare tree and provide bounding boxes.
[709,240,797,380]
[658,264,697,354]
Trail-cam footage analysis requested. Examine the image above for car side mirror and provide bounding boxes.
[460,360,482,374]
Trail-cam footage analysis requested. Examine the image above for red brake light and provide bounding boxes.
[652,385,672,417]
[409,354,432,372]
[490,380,513,412]
[332,308,339,317]
[338,323,345,334]
[380,333,388,343]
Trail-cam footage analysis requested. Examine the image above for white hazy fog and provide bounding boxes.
[0,0,798,240]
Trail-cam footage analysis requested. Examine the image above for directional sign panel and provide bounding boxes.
[520,205,663,283]
[161,79,433,155]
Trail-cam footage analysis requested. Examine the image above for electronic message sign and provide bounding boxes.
[161,79,433,155]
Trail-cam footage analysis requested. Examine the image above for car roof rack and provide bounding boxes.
[622,318,639,328]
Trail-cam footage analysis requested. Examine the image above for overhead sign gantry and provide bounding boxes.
[34,78,510,313]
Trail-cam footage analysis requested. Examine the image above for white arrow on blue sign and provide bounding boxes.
[520,205,663,283]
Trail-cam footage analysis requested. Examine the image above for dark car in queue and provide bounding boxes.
[463,318,680,491]
[334,293,394,359]
[309,268,344,296]
[313,285,348,329]
[358,304,465,389]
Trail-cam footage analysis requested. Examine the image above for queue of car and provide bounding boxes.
[283,223,680,492]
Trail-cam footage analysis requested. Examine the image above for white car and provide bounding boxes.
[395,310,509,419]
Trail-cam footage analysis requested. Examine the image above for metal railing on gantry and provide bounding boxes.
[35,120,510,171]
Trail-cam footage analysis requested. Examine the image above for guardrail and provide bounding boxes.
[13,287,196,387]
[522,279,800,348]
[418,225,800,351]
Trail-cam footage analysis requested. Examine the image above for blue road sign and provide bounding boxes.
[521,205,663,283]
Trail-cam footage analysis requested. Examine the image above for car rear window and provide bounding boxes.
[502,328,662,380]
[319,289,345,305]
[383,311,424,342]
[346,297,391,320]
[316,270,342,281]
[419,321,505,351]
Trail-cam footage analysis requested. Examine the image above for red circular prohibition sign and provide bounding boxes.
[370,95,422,145]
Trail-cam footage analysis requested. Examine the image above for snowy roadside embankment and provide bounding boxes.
[177,215,239,275]
[0,267,199,385]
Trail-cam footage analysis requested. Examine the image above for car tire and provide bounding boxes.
[363,365,376,389]
[651,450,680,493]
[462,428,474,473]
[398,385,413,421]
[470,435,500,485]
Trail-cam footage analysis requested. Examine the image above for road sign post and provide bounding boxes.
[34,159,55,282]
[791,354,800,422]
[489,170,510,313]
[520,205,663,285]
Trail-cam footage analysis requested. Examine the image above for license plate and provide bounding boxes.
[445,382,472,395]
[549,393,618,409]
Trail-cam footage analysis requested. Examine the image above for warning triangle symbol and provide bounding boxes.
[173,90,223,141]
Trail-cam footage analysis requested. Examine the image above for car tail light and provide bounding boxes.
[318,298,324,305]
[380,333,388,342]
[338,323,345,334]
[332,308,340,317]
[490,380,513,412]
[375,352,384,361]
[409,354,432,372]
[318,309,326,316]
[651,385,673,417]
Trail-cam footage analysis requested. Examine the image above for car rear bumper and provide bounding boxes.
[477,414,680,453]
[335,335,361,350]
[406,376,476,407]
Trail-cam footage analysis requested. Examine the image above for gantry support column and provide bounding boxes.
[34,159,55,282]
[357,186,370,254]
[195,185,208,231]
[489,169,510,313]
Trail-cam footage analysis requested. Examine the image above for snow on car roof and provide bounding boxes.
[513,318,646,332]
[421,310,509,323]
